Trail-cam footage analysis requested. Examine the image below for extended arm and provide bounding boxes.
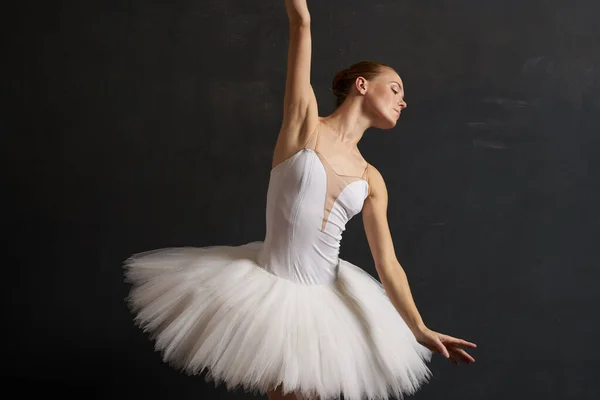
[362,165,426,333]
[363,165,477,364]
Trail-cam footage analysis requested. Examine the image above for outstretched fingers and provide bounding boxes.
[449,346,476,363]
[437,334,477,364]
[441,334,477,349]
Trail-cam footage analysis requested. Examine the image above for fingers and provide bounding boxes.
[435,338,450,359]
[440,334,477,348]
[448,346,476,364]
[458,339,477,348]
[432,331,477,364]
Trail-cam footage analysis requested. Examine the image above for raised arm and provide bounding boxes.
[363,166,477,364]
[279,1,318,144]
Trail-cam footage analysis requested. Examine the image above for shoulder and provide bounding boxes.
[365,163,388,200]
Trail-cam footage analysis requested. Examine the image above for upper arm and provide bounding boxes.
[281,19,318,135]
[362,165,400,273]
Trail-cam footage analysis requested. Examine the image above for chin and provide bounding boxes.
[375,116,397,130]
[368,108,399,129]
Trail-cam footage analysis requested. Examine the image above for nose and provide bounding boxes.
[398,99,407,109]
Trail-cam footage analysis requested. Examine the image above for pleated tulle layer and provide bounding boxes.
[124,242,432,400]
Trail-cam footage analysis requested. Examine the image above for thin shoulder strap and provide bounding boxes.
[363,162,371,196]
[304,122,320,151]
[362,162,369,177]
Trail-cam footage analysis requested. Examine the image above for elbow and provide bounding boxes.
[375,258,404,279]
[299,15,311,26]
[289,15,311,27]
[285,0,310,25]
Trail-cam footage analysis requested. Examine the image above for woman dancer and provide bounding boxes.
[124,1,477,399]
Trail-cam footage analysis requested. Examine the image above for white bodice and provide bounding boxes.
[258,145,369,285]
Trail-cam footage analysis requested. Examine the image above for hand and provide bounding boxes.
[414,327,477,365]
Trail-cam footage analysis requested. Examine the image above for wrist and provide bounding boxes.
[408,321,427,335]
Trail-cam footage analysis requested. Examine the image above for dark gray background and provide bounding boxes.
[5,0,600,398]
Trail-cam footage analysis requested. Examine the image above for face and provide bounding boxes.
[359,68,407,129]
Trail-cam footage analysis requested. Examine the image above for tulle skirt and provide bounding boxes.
[124,241,432,400]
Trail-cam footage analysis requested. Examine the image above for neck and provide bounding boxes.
[322,97,371,147]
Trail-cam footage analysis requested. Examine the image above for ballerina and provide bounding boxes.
[124,1,477,399]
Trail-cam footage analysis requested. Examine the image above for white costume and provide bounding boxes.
[124,124,432,400]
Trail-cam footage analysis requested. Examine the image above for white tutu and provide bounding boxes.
[124,241,432,400]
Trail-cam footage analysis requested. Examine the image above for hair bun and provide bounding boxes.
[331,68,348,90]
[330,61,392,108]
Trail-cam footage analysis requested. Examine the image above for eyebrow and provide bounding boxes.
[391,81,404,91]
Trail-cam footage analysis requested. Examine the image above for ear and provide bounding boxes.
[355,77,368,95]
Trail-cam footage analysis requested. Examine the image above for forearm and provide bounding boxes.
[285,0,310,24]
[377,262,426,334]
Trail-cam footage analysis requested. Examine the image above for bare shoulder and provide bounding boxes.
[365,163,388,201]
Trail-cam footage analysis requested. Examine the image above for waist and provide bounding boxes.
[257,239,339,285]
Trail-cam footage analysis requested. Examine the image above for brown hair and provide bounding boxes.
[331,61,393,107]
